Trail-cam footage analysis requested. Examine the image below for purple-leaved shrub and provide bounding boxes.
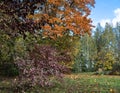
[15,45,70,90]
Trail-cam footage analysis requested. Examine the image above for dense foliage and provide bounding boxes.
[73,22,120,75]
[15,45,70,89]
[0,0,95,39]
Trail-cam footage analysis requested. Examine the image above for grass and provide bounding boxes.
[64,73,120,93]
[0,72,120,93]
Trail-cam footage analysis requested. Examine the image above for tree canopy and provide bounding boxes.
[0,0,95,39]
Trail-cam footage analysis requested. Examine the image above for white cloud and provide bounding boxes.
[112,8,120,27]
[99,8,120,27]
[100,19,111,27]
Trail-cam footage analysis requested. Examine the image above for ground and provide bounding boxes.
[0,72,120,93]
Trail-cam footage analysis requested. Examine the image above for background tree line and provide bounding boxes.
[74,22,120,75]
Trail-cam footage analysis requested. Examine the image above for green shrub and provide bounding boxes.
[0,62,19,77]
[109,62,120,75]
[95,51,116,72]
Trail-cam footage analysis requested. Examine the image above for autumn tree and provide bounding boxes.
[0,0,95,39]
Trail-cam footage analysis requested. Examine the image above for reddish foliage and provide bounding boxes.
[15,45,70,87]
[0,0,95,39]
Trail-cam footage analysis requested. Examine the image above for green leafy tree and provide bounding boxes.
[94,23,104,54]
[94,23,116,73]
[110,22,120,75]
[74,33,97,72]
[102,23,116,52]
[95,51,115,72]
[114,23,120,62]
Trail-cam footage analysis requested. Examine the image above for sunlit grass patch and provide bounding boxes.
[64,73,120,93]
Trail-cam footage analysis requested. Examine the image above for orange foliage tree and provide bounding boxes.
[0,0,95,38]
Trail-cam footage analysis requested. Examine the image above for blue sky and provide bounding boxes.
[90,0,120,27]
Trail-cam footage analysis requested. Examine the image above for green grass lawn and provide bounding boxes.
[63,73,120,93]
[0,73,120,93]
